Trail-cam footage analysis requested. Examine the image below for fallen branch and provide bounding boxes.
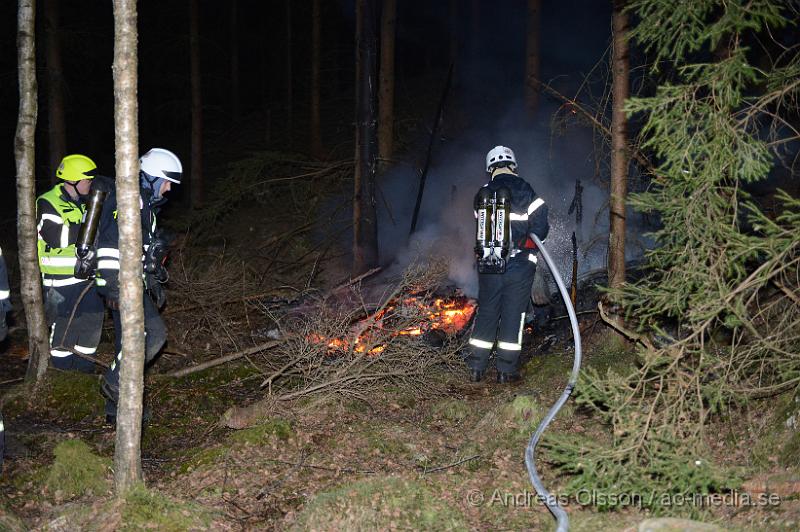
[597,301,656,351]
[423,454,480,474]
[331,267,383,292]
[168,338,289,378]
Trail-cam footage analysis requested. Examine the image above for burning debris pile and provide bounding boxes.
[307,292,475,356]
[222,262,473,428]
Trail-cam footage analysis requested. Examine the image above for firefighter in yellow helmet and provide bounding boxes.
[36,154,104,372]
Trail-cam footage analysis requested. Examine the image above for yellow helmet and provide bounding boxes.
[56,154,97,182]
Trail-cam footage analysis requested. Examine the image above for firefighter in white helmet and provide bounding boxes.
[91,148,182,424]
[467,146,549,383]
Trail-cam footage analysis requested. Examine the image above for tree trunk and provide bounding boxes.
[189,0,203,208]
[44,0,66,183]
[310,0,322,158]
[525,0,541,116]
[378,0,396,164]
[229,0,240,123]
[449,0,458,70]
[608,0,629,291]
[353,0,379,274]
[16,0,50,383]
[285,0,293,143]
[470,0,479,66]
[111,0,145,493]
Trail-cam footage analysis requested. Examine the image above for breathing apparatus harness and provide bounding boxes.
[474,186,512,274]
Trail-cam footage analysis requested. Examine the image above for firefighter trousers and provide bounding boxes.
[102,292,167,406]
[44,283,104,373]
[467,260,536,374]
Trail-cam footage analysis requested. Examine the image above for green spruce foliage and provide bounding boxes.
[546,0,800,511]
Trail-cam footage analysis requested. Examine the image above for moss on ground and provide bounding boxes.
[291,476,467,531]
[176,362,261,385]
[780,430,800,466]
[0,503,26,532]
[475,394,544,439]
[750,393,800,469]
[44,439,111,500]
[227,417,293,445]
[2,372,104,423]
[178,418,293,473]
[45,371,105,422]
[431,398,471,424]
[120,484,213,531]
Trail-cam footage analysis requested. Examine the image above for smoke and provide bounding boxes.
[376,99,654,298]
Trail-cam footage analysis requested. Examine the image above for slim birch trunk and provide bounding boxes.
[111,0,145,493]
[16,0,50,383]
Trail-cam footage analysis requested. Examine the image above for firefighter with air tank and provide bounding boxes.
[467,146,549,383]
[75,148,182,425]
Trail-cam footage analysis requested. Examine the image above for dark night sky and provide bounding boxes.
[0,0,612,246]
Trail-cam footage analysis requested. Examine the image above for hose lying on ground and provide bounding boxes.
[525,234,583,532]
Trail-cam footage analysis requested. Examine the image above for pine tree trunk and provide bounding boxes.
[111,0,145,493]
[470,0,479,66]
[449,0,458,70]
[230,0,240,123]
[189,0,203,208]
[608,0,629,291]
[16,0,50,383]
[310,0,322,158]
[378,0,396,164]
[353,0,379,274]
[525,0,541,116]
[44,0,66,183]
[285,0,293,143]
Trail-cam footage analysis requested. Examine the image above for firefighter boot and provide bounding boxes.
[496,371,521,384]
[469,369,485,383]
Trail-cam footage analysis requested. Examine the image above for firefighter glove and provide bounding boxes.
[145,273,167,309]
[74,247,98,279]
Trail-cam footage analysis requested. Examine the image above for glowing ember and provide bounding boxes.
[308,293,475,355]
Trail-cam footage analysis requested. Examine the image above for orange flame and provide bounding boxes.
[308,294,475,355]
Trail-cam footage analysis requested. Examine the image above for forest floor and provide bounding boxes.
[1,295,798,530]
[1,159,799,531]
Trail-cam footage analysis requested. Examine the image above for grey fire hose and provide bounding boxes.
[526,234,582,532]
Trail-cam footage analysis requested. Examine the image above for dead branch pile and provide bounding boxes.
[220,261,467,429]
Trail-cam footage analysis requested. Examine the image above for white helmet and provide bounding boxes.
[140,148,183,184]
[486,145,517,172]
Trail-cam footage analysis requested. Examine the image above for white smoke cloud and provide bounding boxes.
[376,99,653,297]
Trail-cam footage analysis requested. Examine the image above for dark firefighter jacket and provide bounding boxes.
[93,176,159,300]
